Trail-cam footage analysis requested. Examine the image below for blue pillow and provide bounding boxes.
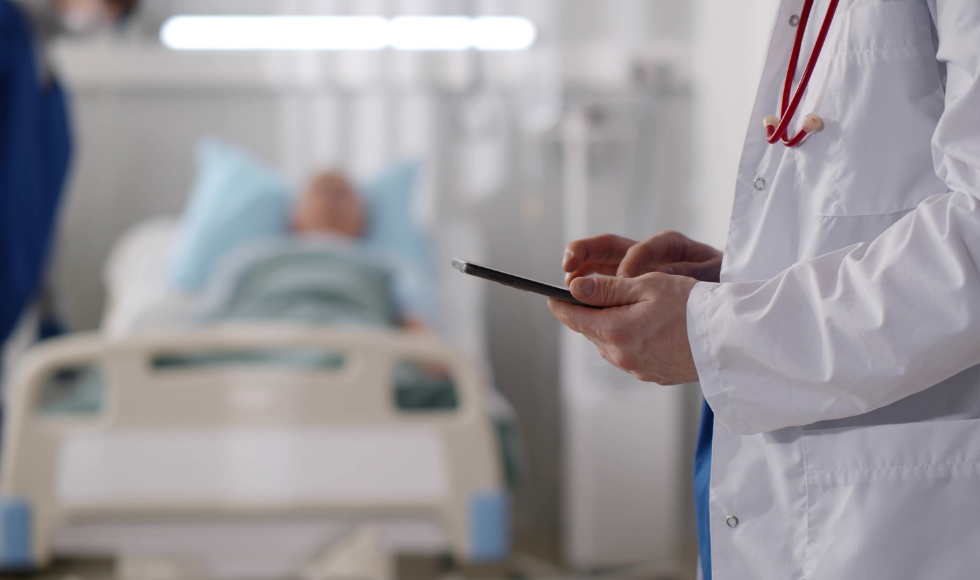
[169,139,291,291]
[360,160,433,275]
[359,160,439,326]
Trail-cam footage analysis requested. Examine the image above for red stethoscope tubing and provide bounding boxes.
[767,0,841,147]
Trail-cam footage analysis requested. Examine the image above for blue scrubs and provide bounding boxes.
[0,0,72,360]
[694,400,713,580]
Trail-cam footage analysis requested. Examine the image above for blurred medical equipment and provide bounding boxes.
[559,78,693,574]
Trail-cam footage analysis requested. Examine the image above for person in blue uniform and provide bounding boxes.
[0,0,136,372]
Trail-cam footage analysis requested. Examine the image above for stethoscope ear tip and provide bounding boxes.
[802,114,824,134]
[765,0,839,147]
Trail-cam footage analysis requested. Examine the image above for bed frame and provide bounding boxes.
[0,324,509,577]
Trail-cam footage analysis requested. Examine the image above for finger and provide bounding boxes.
[564,235,637,273]
[548,297,613,335]
[548,297,581,333]
[565,262,620,285]
[617,231,690,278]
[569,276,647,308]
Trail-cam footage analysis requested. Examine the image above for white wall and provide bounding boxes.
[689,0,780,250]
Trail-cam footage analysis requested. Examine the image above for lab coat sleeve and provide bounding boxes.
[687,0,980,436]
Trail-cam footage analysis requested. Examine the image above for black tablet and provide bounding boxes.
[452,259,598,308]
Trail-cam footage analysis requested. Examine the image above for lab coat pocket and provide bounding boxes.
[796,0,946,217]
[803,419,980,579]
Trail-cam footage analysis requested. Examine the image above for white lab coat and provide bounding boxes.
[686,0,980,578]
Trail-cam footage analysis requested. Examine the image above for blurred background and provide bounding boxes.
[0,1,779,579]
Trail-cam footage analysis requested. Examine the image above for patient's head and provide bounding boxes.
[51,0,138,32]
[293,171,367,238]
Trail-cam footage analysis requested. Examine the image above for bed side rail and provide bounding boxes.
[0,325,508,569]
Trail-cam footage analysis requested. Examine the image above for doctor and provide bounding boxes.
[0,0,135,374]
[550,0,980,578]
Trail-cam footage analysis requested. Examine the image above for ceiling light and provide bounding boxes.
[160,15,536,52]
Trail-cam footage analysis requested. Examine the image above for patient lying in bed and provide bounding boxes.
[284,171,431,330]
[54,170,447,408]
[52,155,522,483]
[121,170,437,334]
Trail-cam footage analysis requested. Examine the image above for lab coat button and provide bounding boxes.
[726,515,739,528]
[753,178,766,191]
[789,14,800,26]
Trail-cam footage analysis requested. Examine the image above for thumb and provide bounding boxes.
[569,276,644,308]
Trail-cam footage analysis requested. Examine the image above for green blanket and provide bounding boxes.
[201,241,400,328]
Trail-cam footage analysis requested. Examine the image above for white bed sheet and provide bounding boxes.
[100,217,197,338]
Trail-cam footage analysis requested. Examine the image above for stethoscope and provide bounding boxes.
[764,0,842,147]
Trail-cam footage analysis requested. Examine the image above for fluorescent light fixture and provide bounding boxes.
[473,17,537,51]
[390,17,473,51]
[160,16,388,50]
[160,15,536,52]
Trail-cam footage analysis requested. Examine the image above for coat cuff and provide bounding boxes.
[686,281,752,435]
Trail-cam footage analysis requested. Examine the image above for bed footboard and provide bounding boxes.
[0,324,509,571]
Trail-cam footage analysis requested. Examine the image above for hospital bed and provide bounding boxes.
[0,325,509,578]
[0,220,510,579]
